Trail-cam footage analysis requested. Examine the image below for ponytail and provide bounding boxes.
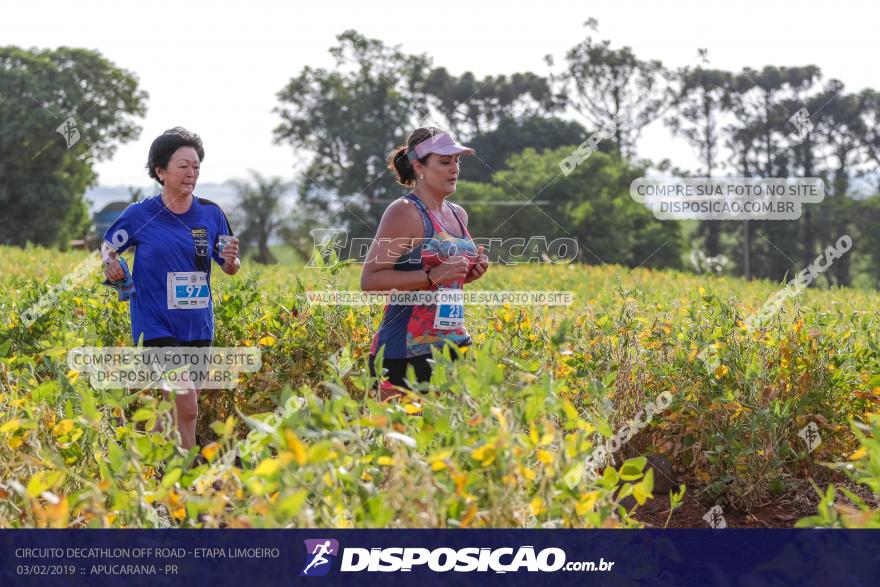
[388,145,416,186]
[387,126,446,188]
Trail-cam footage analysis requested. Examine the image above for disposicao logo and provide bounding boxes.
[300,539,339,577]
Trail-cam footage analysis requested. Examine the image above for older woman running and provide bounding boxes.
[101,127,240,448]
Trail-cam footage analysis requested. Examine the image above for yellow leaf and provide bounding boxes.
[849,446,868,461]
[376,456,394,466]
[491,407,507,428]
[529,496,545,516]
[633,481,653,505]
[200,442,220,462]
[714,365,730,379]
[452,472,467,496]
[53,419,75,437]
[471,445,489,461]
[431,460,447,471]
[172,507,186,521]
[284,430,307,465]
[471,443,496,466]
[27,470,66,498]
[519,465,537,481]
[529,424,539,445]
[258,335,276,347]
[428,448,453,463]
[460,503,478,528]
[253,457,281,476]
[32,496,70,529]
[8,436,24,449]
[537,449,554,465]
[539,431,555,447]
[45,496,69,528]
[0,419,20,434]
[575,491,599,516]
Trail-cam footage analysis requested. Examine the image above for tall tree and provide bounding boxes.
[459,115,587,183]
[229,171,290,264]
[422,69,563,138]
[808,85,866,286]
[275,30,562,239]
[667,67,733,256]
[861,89,880,191]
[553,23,675,158]
[0,46,147,247]
[724,66,822,281]
[817,89,880,287]
[274,30,432,239]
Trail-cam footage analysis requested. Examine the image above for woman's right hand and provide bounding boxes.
[429,255,470,285]
[104,258,124,282]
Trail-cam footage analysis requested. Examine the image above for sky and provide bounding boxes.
[4,0,880,189]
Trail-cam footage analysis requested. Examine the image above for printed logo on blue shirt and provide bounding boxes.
[191,226,209,271]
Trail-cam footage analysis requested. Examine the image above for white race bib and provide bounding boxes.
[433,288,464,330]
[167,272,209,310]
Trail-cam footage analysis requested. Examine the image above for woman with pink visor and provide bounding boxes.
[361,127,489,396]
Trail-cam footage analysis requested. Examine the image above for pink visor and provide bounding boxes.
[408,132,475,161]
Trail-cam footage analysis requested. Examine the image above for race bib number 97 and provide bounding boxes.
[167,272,209,309]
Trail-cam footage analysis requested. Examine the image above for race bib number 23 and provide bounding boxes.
[167,272,209,309]
[433,288,464,330]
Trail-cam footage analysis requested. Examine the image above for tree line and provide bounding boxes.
[271,27,880,286]
[4,25,880,286]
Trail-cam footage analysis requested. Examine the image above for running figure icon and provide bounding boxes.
[302,540,335,575]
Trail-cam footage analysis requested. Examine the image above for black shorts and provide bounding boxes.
[139,338,213,388]
[369,354,432,389]
[142,337,213,348]
[369,347,461,390]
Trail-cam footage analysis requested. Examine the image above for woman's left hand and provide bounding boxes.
[220,237,240,274]
[464,245,489,284]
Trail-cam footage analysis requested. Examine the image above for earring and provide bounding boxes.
[420,174,424,180]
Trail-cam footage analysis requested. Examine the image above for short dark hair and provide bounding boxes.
[388,127,446,187]
[146,127,205,185]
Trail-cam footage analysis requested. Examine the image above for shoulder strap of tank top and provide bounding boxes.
[404,193,434,239]
[448,203,471,239]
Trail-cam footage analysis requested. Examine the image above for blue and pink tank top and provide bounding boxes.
[370,193,478,359]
